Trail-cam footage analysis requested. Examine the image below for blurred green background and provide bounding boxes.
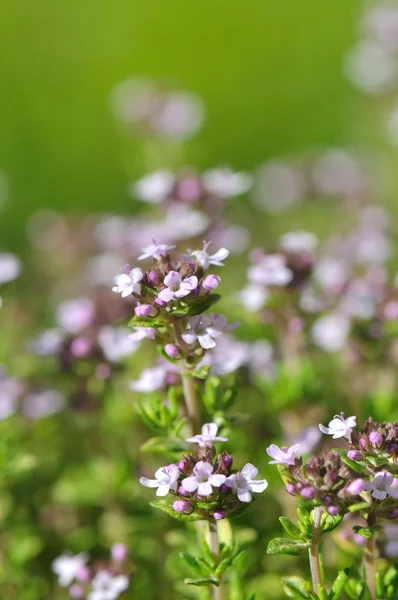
[0,0,360,251]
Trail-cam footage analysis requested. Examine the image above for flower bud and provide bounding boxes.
[76,565,91,583]
[111,543,128,562]
[155,297,167,308]
[369,431,383,447]
[359,438,367,449]
[213,510,227,520]
[135,304,156,317]
[178,455,195,475]
[286,483,295,495]
[148,271,160,285]
[327,505,340,515]
[201,274,221,292]
[178,485,191,497]
[220,483,231,494]
[347,450,362,461]
[69,585,84,599]
[346,478,365,495]
[164,344,181,359]
[70,336,91,358]
[173,500,191,513]
[388,508,398,519]
[301,487,316,500]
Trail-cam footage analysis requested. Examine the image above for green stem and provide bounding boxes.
[209,521,224,600]
[308,507,323,594]
[365,534,377,600]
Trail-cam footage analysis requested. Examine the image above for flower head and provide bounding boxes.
[186,423,228,447]
[52,552,89,587]
[225,463,268,503]
[158,271,198,303]
[181,461,226,496]
[319,413,357,441]
[138,240,176,261]
[364,471,398,501]
[87,570,129,600]
[190,241,229,269]
[266,443,301,466]
[182,313,238,349]
[202,168,253,198]
[140,464,180,496]
[112,266,143,298]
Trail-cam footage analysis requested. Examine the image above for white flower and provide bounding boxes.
[151,91,205,140]
[190,241,230,269]
[140,464,180,496]
[181,461,226,496]
[88,570,129,600]
[98,326,139,363]
[29,329,64,356]
[157,271,198,302]
[0,252,22,285]
[57,298,95,334]
[51,552,89,587]
[312,149,364,196]
[130,170,175,203]
[311,313,350,352]
[112,267,143,298]
[237,283,268,312]
[384,524,398,557]
[162,206,210,240]
[344,40,396,95]
[202,168,253,198]
[266,444,301,466]
[138,240,176,261]
[128,327,156,342]
[248,254,292,287]
[225,463,268,503]
[186,423,228,447]
[364,471,398,501]
[319,413,356,441]
[129,365,171,393]
[199,335,250,376]
[182,313,238,349]
[23,389,65,420]
[279,232,318,254]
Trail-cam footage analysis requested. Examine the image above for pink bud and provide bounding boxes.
[327,505,340,515]
[173,500,191,513]
[346,479,366,495]
[155,297,167,308]
[178,485,191,497]
[135,304,156,317]
[388,508,398,519]
[369,431,383,447]
[69,585,84,599]
[164,344,181,359]
[213,510,227,520]
[286,483,295,495]
[301,487,316,500]
[111,543,128,562]
[76,565,91,583]
[70,336,91,358]
[201,274,221,292]
[347,450,362,461]
[359,438,367,449]
[148,271,159,285]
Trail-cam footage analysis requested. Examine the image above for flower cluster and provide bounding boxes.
[52,544,129,600]
[140,423,267,520]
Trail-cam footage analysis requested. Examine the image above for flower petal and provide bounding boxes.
[237,490,252,503]
[181,477,199,492]
[140,477,159,489]
[241,463,258,479]
[209,474,226,487]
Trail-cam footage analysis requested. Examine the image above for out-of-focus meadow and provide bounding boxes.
[2,1,398,599]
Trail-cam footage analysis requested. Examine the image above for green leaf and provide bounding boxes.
[282,576,311,599]
[367,456,389,468]
[172,294,221,318]
[352,525,382,539]
[150,500,203,522]
[348,501,369,513]
[332,448,369,474]
[279,517,302,538]
[179,552,203,574]
[320,513,344,534]
[267,537,310,556]
[184,365,211,379]
[128,316,165,328]
[184,577,219,586]
[329,568,350,600]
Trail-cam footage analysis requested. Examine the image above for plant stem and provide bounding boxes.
[173,321,201,435]
[308,507,323,594]
[209,521,224,600]
[365,534,377,600]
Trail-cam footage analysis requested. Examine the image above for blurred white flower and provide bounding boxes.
[129,365,169,393]
[237,283,268,312]
[312,149,365,197]
[253,161,304,213]
[280,232,318,254]
[311,313,350,352]
[344,40,396,94]
[88,570,129,600]
[0,368,23,420]
[362,3,398,53]
[190,241,229,269]
[385,524,398,557]
[202,168,253,198]
[29,329,64,356]
[248,254,292,287]
[0,252,22,285]
[130,170,175,204]
[98,326,140,362]
[52,552,89,587]
[23,389,66,420]
[57,298,95,334]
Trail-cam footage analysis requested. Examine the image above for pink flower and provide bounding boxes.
[158,271,198,303]
[181,461,226,496]
[186,423,228,447]
[266,443,301,466]
[225,463,268,503]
